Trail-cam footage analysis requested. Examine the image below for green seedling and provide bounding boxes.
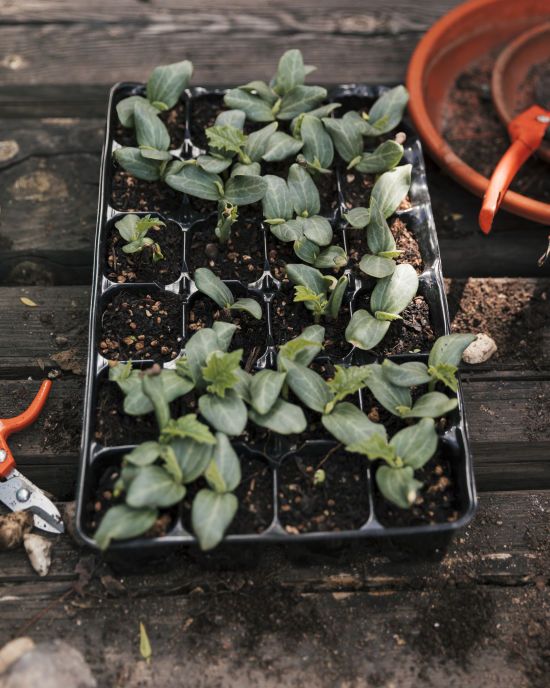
[114,214,165,262]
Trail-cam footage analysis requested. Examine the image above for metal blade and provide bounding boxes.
[0,468,64,534]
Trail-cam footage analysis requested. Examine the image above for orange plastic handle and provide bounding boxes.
[0,380,52,479]
[479,105,550,234]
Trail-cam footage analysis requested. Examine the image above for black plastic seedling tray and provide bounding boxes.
[75,82,477,554]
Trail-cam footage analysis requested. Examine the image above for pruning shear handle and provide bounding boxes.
[479,105,550,234]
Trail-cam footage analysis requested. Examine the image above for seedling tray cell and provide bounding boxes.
[75,83,476,554]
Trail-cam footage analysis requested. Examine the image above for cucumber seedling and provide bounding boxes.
[114,214,165,262]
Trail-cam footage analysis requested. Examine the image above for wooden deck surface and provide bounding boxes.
[0,1,549,686]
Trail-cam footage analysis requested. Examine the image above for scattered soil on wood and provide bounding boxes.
[270,284,352,360]
[277,450,369,533]
[186,293,267,365]
[42,390,83,454]
[110,165,181,214]
[187,217,265,283]
[441,51,550,203]
[105,220,183,284]
[447,277,550,368]
[348,216,423,274]
[374,446,460,527]
[228,456,274,534]
[100,290,182,362]
[352,291,435,355]
[112,101,187,149]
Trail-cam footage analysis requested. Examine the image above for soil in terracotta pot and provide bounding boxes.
[85,463,175,538]
[113,101,187,149]
[442,51,550,203]
[277,450,369,533]
[348,217,424,274]
[187,216,265,283]
[110,165,182,214]
[353,291,435,355]
[228,456,274,534]
[263,160,339,217]
[270,284,352,360]
[340,164,412,210]
[100,290,182,362]
[186,293,267,365]
[374,448,460,527]
[105,220,183,284]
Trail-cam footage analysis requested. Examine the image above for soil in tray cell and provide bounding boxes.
[263,160,340,218]
[187,216,265,283]
[105,220,183,284]
[348,217,424,274]
[277,449,369,534]
[271,284,352,361]
[100,290,183,362]
[186,293,267,366]
[85,462,176,539]
[110,165,182,215]
[112,101,187,149]
[340,164,412,211]
[373,447,460,527]
[189,93,226,149]
[228,455,275,535]
[353,291,435,356]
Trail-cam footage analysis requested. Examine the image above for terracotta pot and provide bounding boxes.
[492,22,550,164]
[407,0,550,226]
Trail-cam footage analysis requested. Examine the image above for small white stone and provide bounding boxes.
[462,333,497,364]
[23,533,52,577]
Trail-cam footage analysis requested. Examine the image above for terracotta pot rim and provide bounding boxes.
[406,0,550,226]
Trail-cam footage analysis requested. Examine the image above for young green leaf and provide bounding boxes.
[358,254,396,279]
[94,504,157,550]
[294,237,320,264]
[249,370,287,415]
[194,267,235,308]
[197,155,233,174]
[199,390,248,435]
[239,80,278,105]
[367,197,397,255]
[164,165,223,200]
[354,140,403,174]
[124,442,161,467]
[139,623,152,664]
[262,174,294,222]
[381,359,432,387]
[370,165,412,218]
[398,391,458,419]
[371,263,419,318]
[231,162,261,177]
[141,373,171,429]
[365,364,412,416]
[277,326,325,369]
[390,418,438,469]
[146,60,193,110]
[376,465,421,509]
[206,124,248,158]
[202,349,243,397]
[224,88,275,122]
[325,365,371,413]
[321,401,386,445]
[211,321,237,352]
[288,164,321,216]
[322,113,363,163]
[362,85,409,136]
[248,398,307,434]
[284,360,333,413]
[314,245,348,270]
[230,298,263,320]
[303,215,333,246]
[262,132,303,162]
[215,109,246,129]
[270,219,304,242]
[327,275,348,319]
[184,327,224,386]
[428,334,477,368]
[169,437,215,483]
[116,95,159,128]
[134,101,170,151]
[286,263,329,294]
[275,49,307,95]
[126,465,185,509]
[278,85,327,120]
[346,433,397,463]
[205,432,241,493]
[192,489,238,551]
[301,114,334,169]
[244,122,279,162]
[113,147,162,182]
[223,174,267,205]
[160,413,216,444]
[345,309,390,350]
[344,207,370,229]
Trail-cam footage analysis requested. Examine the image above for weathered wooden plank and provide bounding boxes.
[0,85,109,119]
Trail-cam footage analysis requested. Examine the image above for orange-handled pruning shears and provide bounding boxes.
[479,108,550,234]
[0,380,64,534]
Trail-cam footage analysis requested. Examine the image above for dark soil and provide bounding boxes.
[100,290,183,362]
[105,220,183,284]
[94,380,158,446]
[189,93,226,149]
[110,165,181,215]
[187,216,266,283]
[266,237,297,281]
[186,293,267,365]
[277,449,369,533]
[271,284,352,360]
[113,101,187,149]
[374,447,460,527]
[442,51,550,203]
[227,456,275,534]
[353,291,435,355]
[85,463,175,538]
[188,194,218,218]
[348,216,423,274]
[340,163,412,210]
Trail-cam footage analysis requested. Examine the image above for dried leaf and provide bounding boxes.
[139,622,152,664]
[20,297,37,307]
